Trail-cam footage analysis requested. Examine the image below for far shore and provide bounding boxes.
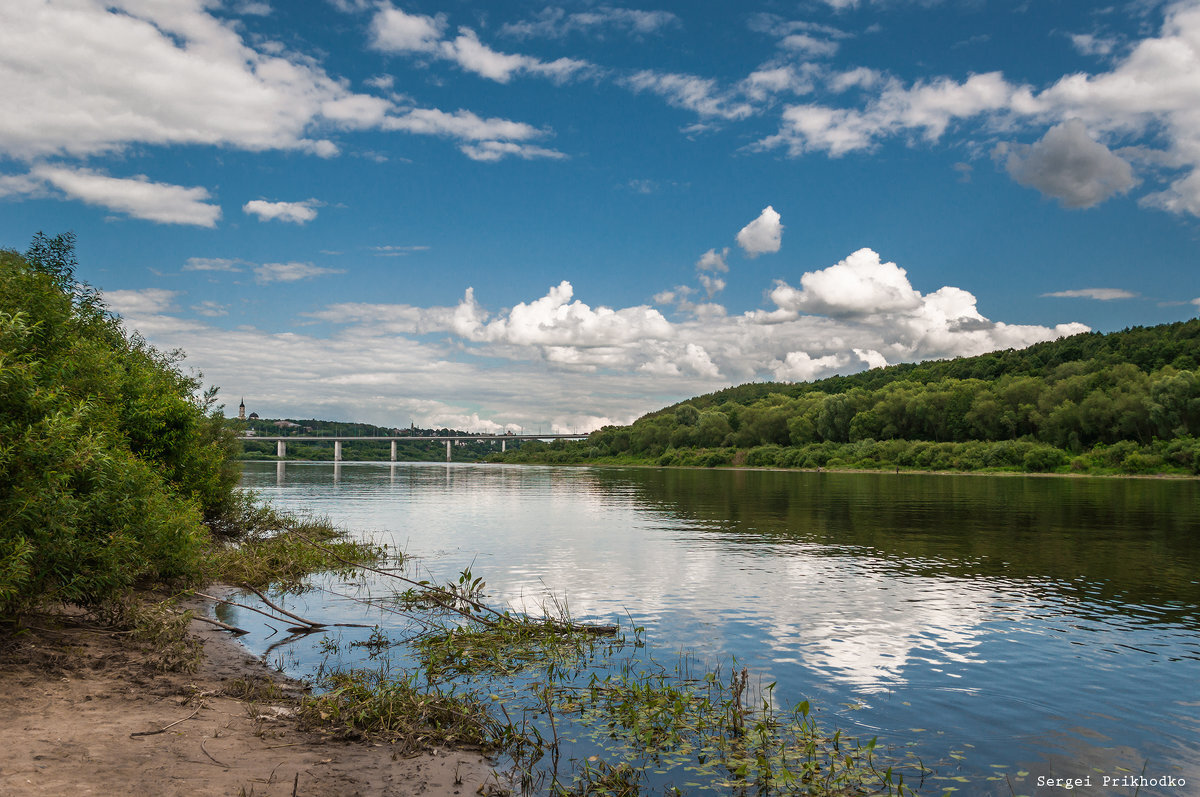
[243,456,1200,481]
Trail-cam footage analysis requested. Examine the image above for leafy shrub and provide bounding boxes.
[1,237,235,617]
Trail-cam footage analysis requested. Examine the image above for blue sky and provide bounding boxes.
[2,0,1199,432]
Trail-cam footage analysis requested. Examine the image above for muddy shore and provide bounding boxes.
[0,595,496,797]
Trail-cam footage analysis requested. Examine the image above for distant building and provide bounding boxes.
[238,398,246,421]
[276,420,300,428]
[248,412,259,420]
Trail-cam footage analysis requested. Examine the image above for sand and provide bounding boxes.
[0,597,498,797]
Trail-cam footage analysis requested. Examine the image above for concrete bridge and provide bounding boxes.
[241,433,589,462]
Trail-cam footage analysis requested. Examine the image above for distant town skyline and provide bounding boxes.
[3,0,1199,432]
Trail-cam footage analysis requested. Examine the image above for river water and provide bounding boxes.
[231,461,1200,795]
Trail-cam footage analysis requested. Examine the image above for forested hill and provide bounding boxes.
[495,320,1200,476]
[653,320,1200,419]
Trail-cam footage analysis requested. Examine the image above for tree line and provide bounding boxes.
[497,320,1200,475]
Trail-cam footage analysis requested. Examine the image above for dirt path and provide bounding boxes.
[0,602,497,796]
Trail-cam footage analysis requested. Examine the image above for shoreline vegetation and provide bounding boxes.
[1,234,925,793]
[486,319,1200,478]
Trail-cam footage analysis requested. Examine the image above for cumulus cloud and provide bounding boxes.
[369,4,592,84]
[243,199,321,224]
[0,0,561,165]
[1004,120,1137,208]
[33,166,221,227]
[736,206,783,256]
[1042,288,1138,300]
[767,248,920,317]
[696,248,729,272]
[253,262,346,284]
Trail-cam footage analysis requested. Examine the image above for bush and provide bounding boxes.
[1022,445,1068,472]
[1,237,235,617]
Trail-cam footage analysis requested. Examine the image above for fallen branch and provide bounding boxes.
[191,614,249,635]
[239,584,324,629]
[196,592,296,628]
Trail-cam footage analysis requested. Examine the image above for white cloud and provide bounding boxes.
[0,0,560,165]
[1004,119,1137,208]
[453,281,674,348]
[33,166,221,227]
[696,248,729,272]
[768,248,920,317]
[253,262,346,284]
[759,72,1029,157]
[500,7,680,39]
[741,66,818,103]
[0,0,362,159]
[383,107,542,141]
[0,173,46,198]
[234,1,272,16]
[192,300,230,317]
[459,141,568,162]
[698,274,726,297]
[1042,288,1138,300]
[772,351,850,382]
[369,5,447,52]
[625,71,756,120]
[736,206,783,256]
[369,4,592,84]
[779,34,839,58]
[104,288,180,316]
[243,198,321,224]
[1070,33,1119,57]
[183,257,243,272]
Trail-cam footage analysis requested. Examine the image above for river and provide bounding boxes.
[228,461,1200,795]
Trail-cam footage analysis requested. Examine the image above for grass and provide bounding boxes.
[298,668,502,751]
[205,492,385,592]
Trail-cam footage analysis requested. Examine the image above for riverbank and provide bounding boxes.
[0,591,496,797]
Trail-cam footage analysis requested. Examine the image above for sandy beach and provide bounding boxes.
[0,596,496,797]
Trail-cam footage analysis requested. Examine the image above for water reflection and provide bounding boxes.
[239,462,1200,794]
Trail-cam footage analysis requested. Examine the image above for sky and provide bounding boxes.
[2,0,1199,433]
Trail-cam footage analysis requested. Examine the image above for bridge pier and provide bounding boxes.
[445,440,451,462]
[334,440,342,462]
[390,440,397,461]
[276,440,286,458]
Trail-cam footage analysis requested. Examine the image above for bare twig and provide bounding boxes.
[130,704,203,737]
[200,736,229,768]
